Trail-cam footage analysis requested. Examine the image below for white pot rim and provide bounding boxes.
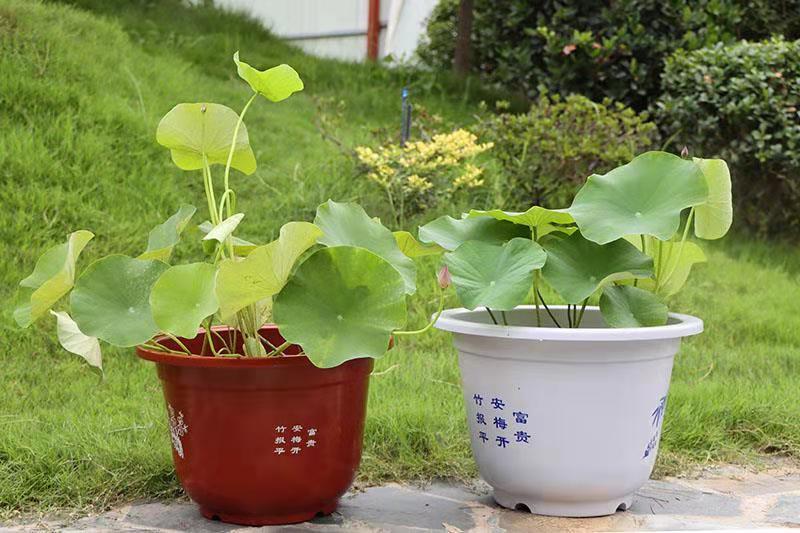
[434,305,703,342]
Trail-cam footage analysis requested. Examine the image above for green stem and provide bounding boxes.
[230,327,239,355]
[257,329,278,352]
[394,290,446,336]
[216,189,237,221]
[536,289,562,328]
[140,342,188,356]
[654,239,664,293]
[501,310,508,326]
[532,227,541,326]
[222,92,258,220]
[567,304,573,328]
[267,340,291,357]
[485,307,499,325]
[203,319,221,356]
[162,332,193,355]
[575,297,589,328]
[663,207,695,283]
[201,157,219,226]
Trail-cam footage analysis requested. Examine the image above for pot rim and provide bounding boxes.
[433,305,703,342]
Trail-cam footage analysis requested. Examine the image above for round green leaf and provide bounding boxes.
[418,215,529,251]
[569,151,709,244]
[468,206,574,237]
[541,232,654,304]
[216,221,322,320]
[51,310,103,372]
[445,238,546,311]
[315,200,416,294]
[600,285,668,327]
[234,52,304,102]
[393,231,444,258]
[156,103,256,174]
[273,246,407,369]
[150,263,219,338]
[14,230,94,327]
[139,205,196,261]
[70,255,169,347]
[693,157,733,240]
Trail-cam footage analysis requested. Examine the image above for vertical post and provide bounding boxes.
[401,87,412,146]
[453,0,474,76]
[367,0,381,61]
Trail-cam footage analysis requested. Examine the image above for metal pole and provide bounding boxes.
[401,87,412,146]
[367,0,381,61]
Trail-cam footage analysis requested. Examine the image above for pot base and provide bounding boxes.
[493,490,633,518]
[200,500,339,526]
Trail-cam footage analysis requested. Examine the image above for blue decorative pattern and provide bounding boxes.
[470,392,532,450]
[643,395,667,459]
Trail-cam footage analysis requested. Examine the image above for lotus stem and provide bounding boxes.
[201,156,220,226]
[532,227,541,326]
[161,332,193,355]
[222,91,258,219]
[140,342,188,356]
[576,297,589,328]
[267,340,292,357]
[662,207,695,284]
[394,288,446,336]
[536,289,562,328]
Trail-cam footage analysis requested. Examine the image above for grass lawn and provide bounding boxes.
[1,0,800,518]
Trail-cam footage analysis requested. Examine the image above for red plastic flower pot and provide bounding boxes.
[136,325,373,526]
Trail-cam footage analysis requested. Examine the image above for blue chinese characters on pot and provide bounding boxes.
[472,393,531,449]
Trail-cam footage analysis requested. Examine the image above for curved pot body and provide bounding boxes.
[136,326,373,526]
[434,306,702,518]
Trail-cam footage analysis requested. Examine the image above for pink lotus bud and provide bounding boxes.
[437,265,451,289]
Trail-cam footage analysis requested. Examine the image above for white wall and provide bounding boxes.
[215,0,436,62]
[384,0,438,61]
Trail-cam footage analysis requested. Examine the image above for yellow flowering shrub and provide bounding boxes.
[356,129,493,226]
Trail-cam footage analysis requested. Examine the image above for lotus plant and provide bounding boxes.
[14,52,445,371]
[418,151,732,327]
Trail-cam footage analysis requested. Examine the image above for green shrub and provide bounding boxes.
[474,94,658,209]
[657,38,800,235]
[355,129,493,228]
[419,0,800,110]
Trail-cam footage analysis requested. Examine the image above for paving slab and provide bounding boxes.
[3,464,800,532]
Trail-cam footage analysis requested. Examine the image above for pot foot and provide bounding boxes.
[199,500,339,526]
[493,490,633,518]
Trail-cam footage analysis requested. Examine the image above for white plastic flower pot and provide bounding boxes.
[434,305,703,517]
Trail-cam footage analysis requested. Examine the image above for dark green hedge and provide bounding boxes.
[474,94,659,210]
[658,38,800,235]
[419,0,800,110]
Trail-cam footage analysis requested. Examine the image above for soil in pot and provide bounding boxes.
[136,326,373,526]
